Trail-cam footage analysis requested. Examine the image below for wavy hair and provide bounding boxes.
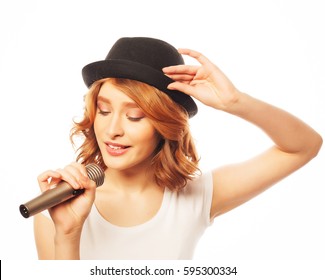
[70,78,200,191]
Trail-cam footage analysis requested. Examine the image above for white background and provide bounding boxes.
[0,0,324,277]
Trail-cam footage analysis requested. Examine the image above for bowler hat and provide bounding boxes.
[82,37,198,117]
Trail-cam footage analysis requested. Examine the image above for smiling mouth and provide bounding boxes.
[105,142,131,152]
[108,144,130,150]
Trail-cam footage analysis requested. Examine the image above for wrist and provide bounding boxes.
[220,90,247,114]
[54,229,81,260]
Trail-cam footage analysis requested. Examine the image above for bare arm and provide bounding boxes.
[163,49,322,219]
[210,92,322,217]
[34,213,55,259]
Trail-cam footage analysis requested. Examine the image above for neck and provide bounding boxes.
[103,167,157,193]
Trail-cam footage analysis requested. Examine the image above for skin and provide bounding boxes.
[163,49,322,217]
[34,49,322,259]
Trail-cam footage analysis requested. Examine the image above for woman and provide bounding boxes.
[34,37,322,259]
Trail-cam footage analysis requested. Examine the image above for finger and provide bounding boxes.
[59,163,90,189]
[64,162,96,191]
[178,48,211,65]
[72,163,97,191]
[163,64,199,75]
[69,162,88,178]
[164,73,195,83]
[66,163,97,203]
[37,170,62,192]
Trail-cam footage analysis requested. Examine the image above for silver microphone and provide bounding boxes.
[19,163,105,218]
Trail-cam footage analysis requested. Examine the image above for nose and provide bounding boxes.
[106,113,124,139]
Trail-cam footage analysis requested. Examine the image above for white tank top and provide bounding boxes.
[80,171,213,260]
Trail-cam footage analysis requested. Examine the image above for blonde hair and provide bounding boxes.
[70,78,200,191]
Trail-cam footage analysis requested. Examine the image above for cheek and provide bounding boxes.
[132,125,160,149]
[93,117,107,148]
[147,133,161,154]
[94,116,107,134]
[93,118,100,138]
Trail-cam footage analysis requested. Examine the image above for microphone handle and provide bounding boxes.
[19,182,85,218]
[19,163,104,218]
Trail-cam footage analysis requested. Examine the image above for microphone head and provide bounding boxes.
[85,163,105,187]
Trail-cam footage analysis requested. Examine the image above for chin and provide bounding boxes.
[103,157,153,173]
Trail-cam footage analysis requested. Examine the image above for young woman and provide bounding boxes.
[34,37,322,260]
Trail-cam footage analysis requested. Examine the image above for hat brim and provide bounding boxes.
[82,59,198,118]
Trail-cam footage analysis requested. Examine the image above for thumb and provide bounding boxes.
[167,82,199,99]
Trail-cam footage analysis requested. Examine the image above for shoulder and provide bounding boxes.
[183,171,213,196]
[170,171,214,218]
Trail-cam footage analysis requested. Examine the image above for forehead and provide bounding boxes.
[97,81,139,108]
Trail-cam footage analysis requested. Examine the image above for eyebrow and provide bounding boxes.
[97,95,140,108]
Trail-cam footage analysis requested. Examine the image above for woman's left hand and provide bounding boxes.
[163,49,240,111]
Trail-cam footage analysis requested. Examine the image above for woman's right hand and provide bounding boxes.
[37,162,97,235]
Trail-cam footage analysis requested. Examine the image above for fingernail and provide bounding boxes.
[73,181,81,188]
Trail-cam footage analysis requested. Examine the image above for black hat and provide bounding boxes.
[82,37,198,118]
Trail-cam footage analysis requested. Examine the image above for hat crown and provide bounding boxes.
[105,37,184,70]
[82,37,198,117]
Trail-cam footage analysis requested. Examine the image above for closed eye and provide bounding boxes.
[98,109,111,116]
[127,116,144,122]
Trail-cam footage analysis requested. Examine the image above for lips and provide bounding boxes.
[105,142,130,156]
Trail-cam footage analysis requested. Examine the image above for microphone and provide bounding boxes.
[19,163,105,218]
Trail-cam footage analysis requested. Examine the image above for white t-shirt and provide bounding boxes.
[80,171,213,260]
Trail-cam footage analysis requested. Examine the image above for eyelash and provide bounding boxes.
[98,109,110,116]
[98,109,143,122]
[127,116,143,122]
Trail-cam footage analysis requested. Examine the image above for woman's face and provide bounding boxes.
[94,81,160,172]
